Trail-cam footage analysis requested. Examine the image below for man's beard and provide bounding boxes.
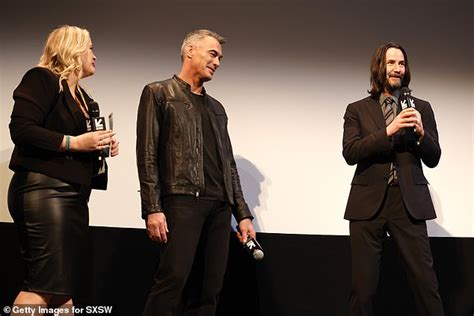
[384,75,403,93]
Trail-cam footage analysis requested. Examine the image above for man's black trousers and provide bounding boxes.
[144,195,232,316]
[349,186,444,316]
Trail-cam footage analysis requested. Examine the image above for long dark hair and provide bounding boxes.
[368,43,411,98]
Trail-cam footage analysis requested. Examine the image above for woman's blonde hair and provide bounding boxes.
[38,25,91,90]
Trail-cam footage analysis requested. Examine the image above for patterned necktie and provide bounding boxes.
[382,97,397,184]
[383,97,395,124]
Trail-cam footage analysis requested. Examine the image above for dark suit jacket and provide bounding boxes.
[342,95,441,220]
[9,67,107,188]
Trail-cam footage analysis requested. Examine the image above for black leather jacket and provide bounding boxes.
[136,75,253,222]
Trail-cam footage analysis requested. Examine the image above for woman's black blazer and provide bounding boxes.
[9,67,107,189]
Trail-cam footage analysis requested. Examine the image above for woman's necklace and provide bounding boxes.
[74,87,90,119]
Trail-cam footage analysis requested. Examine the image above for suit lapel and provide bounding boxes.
[366,97,386,130]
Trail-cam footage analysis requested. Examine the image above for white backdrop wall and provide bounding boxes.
[1,0,472,237]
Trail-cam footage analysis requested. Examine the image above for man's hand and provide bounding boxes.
[412,109,424,138]
[236,218,256,244]
[386,108,424,137]
[146,212,169,243]
[110,135,120,157]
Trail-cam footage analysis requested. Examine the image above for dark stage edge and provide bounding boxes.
[1,222,473,316]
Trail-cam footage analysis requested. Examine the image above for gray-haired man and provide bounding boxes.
[137,29,255,316]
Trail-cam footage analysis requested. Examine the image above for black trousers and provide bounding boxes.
[349,186,444,316]
[143,195,232,316]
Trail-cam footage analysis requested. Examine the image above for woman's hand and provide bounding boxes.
[70,130,115,152]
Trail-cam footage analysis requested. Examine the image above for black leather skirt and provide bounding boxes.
[8,170,91,296]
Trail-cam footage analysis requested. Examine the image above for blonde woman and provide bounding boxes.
[8,25,119,312]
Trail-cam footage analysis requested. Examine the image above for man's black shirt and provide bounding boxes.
[189,92,226,201]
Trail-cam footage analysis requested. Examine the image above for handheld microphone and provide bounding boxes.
[398,87,418,147]
[88,101,110,157]
[243,237,265,261]
[399,87,416,110]
[236,226,264,260]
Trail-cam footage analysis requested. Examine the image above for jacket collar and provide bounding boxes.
[173,75,207,96]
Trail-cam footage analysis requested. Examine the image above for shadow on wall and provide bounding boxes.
[0,148,14,222]
[427,186,451,236]
[234,156,269,232]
